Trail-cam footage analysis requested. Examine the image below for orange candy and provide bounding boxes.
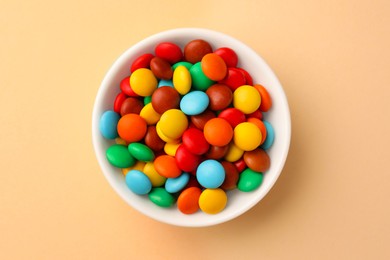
[177,187,202,214]
[201,53,227,81]
[117,113,147,142]
[247,117,267,144]
[254,84,272,112]
[204,118,233,146]
[154,155,181,178]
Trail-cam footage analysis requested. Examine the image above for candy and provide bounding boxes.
[122,160,146,175]
[125,170,152,195]
[196,160,225,188]
[120,77,138,97]
[177,187,202,214]
[261,120,275,150]
[218,108,245,128]
[184,39,213,63]
[180,91,209,115]
[148,187,175,207]
[243,148,270,172]
[236,67,253,85]
[237,168,263,192]
[214,47,238,68]
[247,117,267,144]
[233,122,262,151]
[106,144,135,168]
[151,86,180,114]
[155,42,183,64]
[204,118,233,147]
[175,145,201,172]
[199,188,227,214]
[189,62,215,91]
[205,145,229,160]
[99,110,120,139]
[254,84,272,112]
[201,53,227,81]
[205,84,233,111]
[128,142,155,162]
[172,61,192,70]
[120,97,143,116]
[150,56,173,80]
[130,53,154,73]
[113,92,127,113]
[219,68,246,91]
[165,172,190,193]
[143,162,166,187]
[158,109,188,139]
[182,128,209,155]
[130,68,158,96]
[190,110,216,130]
[224,142,244,162]
[173,65,191,95]
[154,155,181,178]
[233,85,261,114]
[117,113,147,142]
[158,79,173,88]
[164,142,181,156]
[139,103,161,125]
[220,161,239,190]
[144,126,165,152]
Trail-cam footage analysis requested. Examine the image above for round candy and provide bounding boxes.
[196,160,225,188]
[154,155,181,178]
[219,68,246,91]
[247,117,267,144]
[151,86,180,114]
[214,47,238,68]
[253,84,272,112]
[173,65,191,95]
[201,53,227,81]
[117,113,147,142]
[156,122,179,143]
[120,77,138,97]
[175,145,201,172]
[184,39,213,63]
[189,62,215,91]
[224,142,244,162]
[236,67,253,85]
[234,158,247,173]
[155,42,183,64]
[237,168,263,192]
[144,126,165,152]
[130,68,158,96]
[143,162,166,187]
[190,110,216,130]
[128,142,155,162]
[120,97,143,116]
[243,148,270,172]
[220,161,239,190]
[150,56,173,80]
[165,172,190,193]
[113,92,127,113]
[180,91,209,115]
[99,110,120,139]
[247,109,263,120]
[158,79,173,88]
[130,53,154,73]
[125,170,152,195]
[199,188,227,214]
[182,128,209,155]
[218,108,246,128]
[164,142,181,156]
[205,84,233,111]
[122,160,146,175]
[261,120,275,150]
[233,122,262,151]
[204,118,233,147]
[139,103,161,125]
[158,109,188,140]
[177,187,202,214]
[233,85,261,114]
[143,95,152,105]
[148,187,175,208]
[106,144,135,168]
[172,61,192,70]
[205,145,229,160]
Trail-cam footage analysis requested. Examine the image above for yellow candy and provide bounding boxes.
[115,137,127,145]
[130,68,157,96]
[233,85,261,114]
[158,109,188,139]
[224,142,244,162]
[156,122,179,143]
[233,122,262,151]
[140,103,161,125]
[143,162,166,187]
[173,66,191,95]
[121,161,146,175]
[199,188,228,214]
[164,142,181,156]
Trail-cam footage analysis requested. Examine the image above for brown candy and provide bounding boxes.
[220,161,239,190]
[150,57,173,80]
[120,97,143,116]
[151,86,180,114]
[243,148,270,172]
[190,109,216,130]
[144,126,165,152]
[184,39,213,64]
[205,84,233,111]
[205,145,228,160]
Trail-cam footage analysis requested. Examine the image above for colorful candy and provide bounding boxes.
[99,39,275,215]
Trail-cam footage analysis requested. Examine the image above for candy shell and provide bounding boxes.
[165,172,190,193]
[148,187,175,207]
[125,170,152,195]
[99,110,120,139]
[196,160,225,188]
[180,91,209,115]
[128,142,155,162]
[199,188,227,214]
[237,168,263,192]
[177,187,202,214]
[106,144,135,168]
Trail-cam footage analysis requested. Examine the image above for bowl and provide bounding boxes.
[92,28,291,227]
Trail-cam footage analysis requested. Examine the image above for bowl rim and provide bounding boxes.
[92,27,291,227]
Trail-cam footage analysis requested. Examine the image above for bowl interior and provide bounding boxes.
[92,28,291,227]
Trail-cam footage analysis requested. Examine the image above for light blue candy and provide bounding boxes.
[196,160,225,189]
[165,172,190,193]
[99,110,120,139]
[158,79,173,88]
[125,170,152,195]
[261,120,275,150]
[180,91,209,115]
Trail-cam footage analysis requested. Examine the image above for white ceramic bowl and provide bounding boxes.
[92,28,291,227]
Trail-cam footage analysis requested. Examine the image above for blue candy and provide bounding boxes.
[261,120,275,150]
[165,172,190,193]
[180,91,209,115]
[158,79,173,88]
[196,160,225,189]
[125,170,152,195]
[99,110,120,139]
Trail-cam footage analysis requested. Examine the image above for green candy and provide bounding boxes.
[128,142,155,162]
[189,62,215,91]
[172,61,193,70]
[237,168,264,192]
[148,187,175,208]
[144,96,152,105]
[106,144,135,168]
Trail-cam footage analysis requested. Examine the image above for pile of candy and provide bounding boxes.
[99,39,274,214]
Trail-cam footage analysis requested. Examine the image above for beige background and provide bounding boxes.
[1,0,390,259]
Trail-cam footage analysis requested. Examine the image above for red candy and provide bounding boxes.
[236,67,253,85]
[155,42,183,64]
[113,92,127,113]
[120,77,138,97]
[130,53,154,73]
[233,158,247,173]
[218,108,246,128]
[214,47,238,68]
[219,68,246,91]
[175,145,201,172]
[182,128,210,155]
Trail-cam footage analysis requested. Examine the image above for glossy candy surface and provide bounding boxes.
[204,118,233,147]
[130,68,158,97]
[184,39,213,63]
[196,160,225,188]
[99,110,120,139]
[199,188,227,214]
[125,170,152,195]
[180,91,209,115]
